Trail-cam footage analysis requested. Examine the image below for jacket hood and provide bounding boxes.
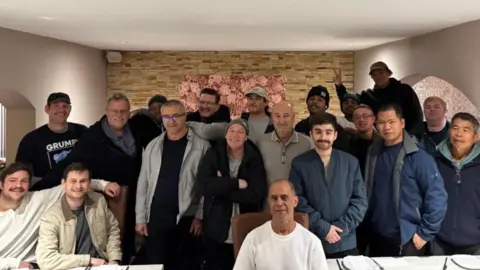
[438,140,480,169]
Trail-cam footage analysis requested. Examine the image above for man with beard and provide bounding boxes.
[336,93,359,132]
[129,95,167,149]
[295,85,351,152]
[290,113,367,258]
[240,87,274,143]
[333,63,423,135]
[187,88,231,124]
[16,92,87,185]
[0,162,120,270]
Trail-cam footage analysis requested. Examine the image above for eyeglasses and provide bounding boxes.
[199,101,217,107]
[162,113,186,122]
[281,147,286,164]
[354,114,373,120]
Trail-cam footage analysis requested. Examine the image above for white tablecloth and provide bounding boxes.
[327,256,475,270]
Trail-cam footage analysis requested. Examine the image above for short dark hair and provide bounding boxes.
[452,112,479,132]
[62,162,91,180]
[200,88,220,103]
[377,103,403,119]
[0,162,32,184]
[309,112,338,131]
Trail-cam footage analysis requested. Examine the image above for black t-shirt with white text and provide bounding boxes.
[15,123,87,178]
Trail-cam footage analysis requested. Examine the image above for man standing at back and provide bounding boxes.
[16,92,87,184]
[187,88,231,123]
[241,87,274,143]
[234,179,328,270]
[418,96,450,156]
[135,100,210,270]
[290,113,367,258]
[364,104,447,257]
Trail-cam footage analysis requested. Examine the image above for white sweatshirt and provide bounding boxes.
[233,221,328,270]
[0,180,108,270]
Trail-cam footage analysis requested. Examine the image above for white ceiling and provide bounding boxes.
[1,0,480,51]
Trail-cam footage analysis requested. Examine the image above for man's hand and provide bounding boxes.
[217,171,222,177]
[333,69,343,85]
[189,218,202,236]
[238,179,248,189]
[412,233,427,250]
[90,258,107,266]
[19,261,33,269]
[325,225,343,244]
[135,223,148,236]
[108,260,120,265]
[104,182,121,197]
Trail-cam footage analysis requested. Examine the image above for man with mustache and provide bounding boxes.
[364,104,447,257]
[256,101,313,208]
[36,163,122,270]
[0,162,120,270]
[432,113,480,255]
[294,85,351,152]
[15,92,87,185]
[290,113,367,258]
[233,179,328,270]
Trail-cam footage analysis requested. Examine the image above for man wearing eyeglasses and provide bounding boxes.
[187,88,231,124]
[256,101,313,209]
[136,99,210,270]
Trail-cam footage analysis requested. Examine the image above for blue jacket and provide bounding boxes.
[290,149,368,254]
[364,131,448,245]
[435,140,480,247]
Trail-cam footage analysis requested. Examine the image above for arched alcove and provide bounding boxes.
[401,75,480,121]
[0,89,35,164]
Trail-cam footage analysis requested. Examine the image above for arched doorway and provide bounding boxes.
[0,89,35,164]
[402,75,480,120]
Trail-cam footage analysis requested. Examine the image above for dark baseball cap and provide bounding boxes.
[47,92,71,105]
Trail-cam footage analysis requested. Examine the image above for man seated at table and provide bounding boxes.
[36,163,122,270]
[233,179,328,270]
[0,162,119,270]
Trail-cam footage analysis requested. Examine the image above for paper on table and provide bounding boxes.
[372,257,409,268]
[451,255,480,269]
[342,256,377,270]
[69,265,120,270]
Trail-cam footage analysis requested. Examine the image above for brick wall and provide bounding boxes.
[107,51,354,120]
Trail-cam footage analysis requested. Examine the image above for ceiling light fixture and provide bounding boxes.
[40,16,54,20]
[121,41,128,44]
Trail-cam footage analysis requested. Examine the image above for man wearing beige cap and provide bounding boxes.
[333,61,423,135]
[241,87,274,143]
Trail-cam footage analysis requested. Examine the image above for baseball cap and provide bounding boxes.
[148,95,168,106]
[246,87,268,99]
[47,92,71,105]
[306,85,330,108]
[369,61,392,75]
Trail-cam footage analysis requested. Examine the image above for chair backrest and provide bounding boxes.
[105,186,129,242]
[231,212,309,259]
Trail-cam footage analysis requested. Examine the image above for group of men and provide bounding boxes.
[1,60,480,270]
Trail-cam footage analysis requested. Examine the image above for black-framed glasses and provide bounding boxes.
[162,113,186,122]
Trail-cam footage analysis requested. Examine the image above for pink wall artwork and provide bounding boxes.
[179,75,286,119]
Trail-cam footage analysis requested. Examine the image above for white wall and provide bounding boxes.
[354,20,480,108]
[0,27,107,127]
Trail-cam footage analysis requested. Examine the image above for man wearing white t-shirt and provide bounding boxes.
[0,162,120,270]
[234,179,328,270]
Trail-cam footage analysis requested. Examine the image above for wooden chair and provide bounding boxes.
[231,212,309,259]
[105,186,129,242]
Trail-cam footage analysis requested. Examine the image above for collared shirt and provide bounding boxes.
[257,131,313,186]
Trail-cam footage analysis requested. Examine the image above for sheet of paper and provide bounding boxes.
[69,265,120,270]
[372,257,409,268]
[343,256,375,270]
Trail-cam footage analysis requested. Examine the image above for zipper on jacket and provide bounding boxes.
[452,167,462,233]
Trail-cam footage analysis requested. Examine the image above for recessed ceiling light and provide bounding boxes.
[40,16,54,20]
[121,41,128,44]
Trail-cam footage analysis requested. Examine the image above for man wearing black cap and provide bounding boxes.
[294,85,351,152]
[129,94,167,149]
[15,92,87,183]
[333,62,423,135]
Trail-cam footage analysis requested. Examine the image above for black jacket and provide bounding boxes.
[417,121,450,157]
[336,78,423,135]
[294,116,352,153]
[187,104,231,123]
[129,111,164,149]
[31,117,143,190]
[197,139,267,243]
[240,112,275,134]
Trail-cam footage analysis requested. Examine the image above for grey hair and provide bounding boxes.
[161,99,186,113]
[107,93,130,108]
[269,179,296,196]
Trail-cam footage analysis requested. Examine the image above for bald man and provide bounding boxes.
[234,179,328,270]
[256,102,313,208]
